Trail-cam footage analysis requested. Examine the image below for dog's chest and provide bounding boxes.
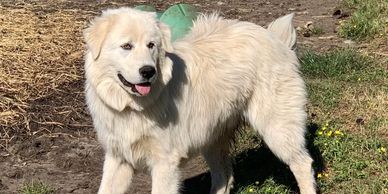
[97,114,161,169]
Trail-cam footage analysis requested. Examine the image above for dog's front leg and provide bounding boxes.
[151,160,181,194]
[98,153,134,194]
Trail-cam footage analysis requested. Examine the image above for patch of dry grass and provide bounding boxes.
[0,1,98,148]
[307,81,387,136]
[339,85,387,133]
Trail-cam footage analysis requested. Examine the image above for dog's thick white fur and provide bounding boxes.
[84,7,316,194]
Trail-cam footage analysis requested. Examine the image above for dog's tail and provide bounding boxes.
[267,13,296,50]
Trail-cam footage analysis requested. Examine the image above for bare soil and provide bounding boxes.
[0,0,353,193]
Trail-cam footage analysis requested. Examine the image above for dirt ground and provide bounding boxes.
[0,0,353,193]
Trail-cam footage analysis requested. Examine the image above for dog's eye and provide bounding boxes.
[121,43,133,50]
[147,42,155,49]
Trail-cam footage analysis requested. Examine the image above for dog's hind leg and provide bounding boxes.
[202,134,234,194]
[259,125,316,194]
[245,94,316,194]
[98,153,134,194]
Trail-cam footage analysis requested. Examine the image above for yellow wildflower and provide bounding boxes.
[326,130,333,137]
[249,188,254,192]
[318,131,323,136]
[378,147,386,153]
[334,130,344,136]
[317,172,329,178]
[322,122,329,131]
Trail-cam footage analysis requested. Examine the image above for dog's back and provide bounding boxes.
[170,13,301,121]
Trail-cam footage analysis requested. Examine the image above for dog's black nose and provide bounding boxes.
[139,65,156,80]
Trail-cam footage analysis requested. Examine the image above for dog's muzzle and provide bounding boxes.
[117,73,152,96]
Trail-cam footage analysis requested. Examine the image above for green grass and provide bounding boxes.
[339,0,388,40]
[306,80,342,111]
[301,48,387,179]
[236,179,290,194]
[299,48,384,81]
[313,122,387,193]
[20,181,54,194]
[299,48,386,113]
[234,48,388,193]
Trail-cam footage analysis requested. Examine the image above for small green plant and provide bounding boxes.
[20,181,54,194]
[339,0,388,40]
[302,25,324,37]
[310,26,324,36]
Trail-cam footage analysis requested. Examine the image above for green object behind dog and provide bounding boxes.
[134,4,198,41]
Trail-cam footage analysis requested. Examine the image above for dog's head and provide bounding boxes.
[84,8,173,111]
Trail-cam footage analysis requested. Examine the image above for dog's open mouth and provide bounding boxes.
[117,73,151,96]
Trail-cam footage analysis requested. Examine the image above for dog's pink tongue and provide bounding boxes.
[135,84,151,96]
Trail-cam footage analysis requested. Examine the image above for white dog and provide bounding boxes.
[84,7,316,194]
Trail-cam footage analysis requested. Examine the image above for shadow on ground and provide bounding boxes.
[183,123,325,194]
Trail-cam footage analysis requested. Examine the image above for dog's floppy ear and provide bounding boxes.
[158,22,173,52]
[84,17,110,60]
[157,22,174,84]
